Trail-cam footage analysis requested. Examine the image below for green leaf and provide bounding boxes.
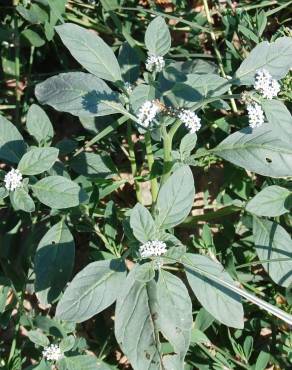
[26,104,54,145]
[70,152,115,179]
[10,188,35,213]
[172,73,230,107]
[145,16,171,56]
[253,217,292,287]
[18,147,59,175]
[255,351,270,370]
[246,185,291,217]
[21,29,45,47]
[32,176,83,209]
[0,187,9,199]
[130,84,158,113]
[180,133,197,160]
[184,254,244,328]
[118,42,140,84]
[115,265,163,370]
[27,330,49,347]
[157,270,192,360]
[262,99,292,145]
[60,335,75,353]
[55,23,122,82]
[34,221,75,305]
[235,37,292,84]
[213,125,292,178]
[62,355,100,370]
[56,259,126,323]
[0,115,26,163]
[155,165,195,229]
[35,72,122,117]
[130,203,157,243]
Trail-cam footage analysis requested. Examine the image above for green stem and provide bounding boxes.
[202,0,238,114]
[161,125,173,184]
[145,132,158,203]
[13,0,21,127]
[127,121,142,203]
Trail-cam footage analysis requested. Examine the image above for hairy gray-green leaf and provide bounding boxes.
[62,355,100,370]
[10,188,35,213]
[18,147,59,175]
[27,330,49,347]
[56,259,126,323]
[253,217,292,287]
[32,176,82,209]
[35,221,75,305]
[155,165,195,229]
[115,265,163,370]
[118,42,140,83]
[56,23,121,82]
[262,99,292,145]
[246,186,291,217]
[35,72,121,117]
[145,16,171,56]
[213,125,292,177]
[157,270,192,361]
[70,152,115,179]
[26,104,54,145]
[59,335,75,353]
[172,73,230,107]
[235,37,292,84]
[0,115,26,163]
[130,203,156,243]
[185,254,244,328]
[180,133,197,160]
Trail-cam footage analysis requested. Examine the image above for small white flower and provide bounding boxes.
[4,169,23,191]
[139,240,167,258]
[137,100,161,128]
[178,109,201,133]
[42,344,63,362]
[124,82,133,95]
[247,102,265,128]
[145,54,165,72]
[254,68,280,99]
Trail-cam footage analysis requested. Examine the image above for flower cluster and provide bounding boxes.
[254,68,280,99]
[137,100,161,128]
[4,169,23,191]
[145,54,165,72]
[139,240,167,258]
[178,109,201,133]
[247,102,265,128]
[42,344,64,362]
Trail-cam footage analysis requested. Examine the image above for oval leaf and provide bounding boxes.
[56,259,126,322]
[10,188,35,213]
[184,254,244,329]
[0,115,26,163]
[155,165,195,229]
[130,203,156,243]
[213,125,292,178]
[246,185,291,217]
[145,16,171,56]
[32,175,82,209]
[56,23,122,82]
[18,147,59,175]
[26,104,54,145]
[35,72,121,117]
[35,221,75,305]
[253,217,292,287]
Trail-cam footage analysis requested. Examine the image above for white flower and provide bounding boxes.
[124,82,133,95]
[247,102,265,128]
[145,54,165,72]
[137,100,161,128]
[254,68,280,99]
[178,109,201,133]
[4,169,23,191]
[42,344,63,362]
[139,240,167,258]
